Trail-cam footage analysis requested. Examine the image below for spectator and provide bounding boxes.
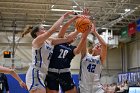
[123,80,129,93]
[0,73,9,93]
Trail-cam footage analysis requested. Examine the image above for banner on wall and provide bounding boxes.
[121,27,128,38]
[118,72,140,83]
[136,19,140,32]
[128,73,131,82]
[128,22,136,36]
[118,74,122,82]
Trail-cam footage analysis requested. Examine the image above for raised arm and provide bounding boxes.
[80,38,87,59]
[78,8,91,57]
[0,66,27,89]
[58,14,79,38]
[33,12,73,47]
[91,24,107,64]
[73,26,91,55]
[51,13,81,45]
[52,9,90,46]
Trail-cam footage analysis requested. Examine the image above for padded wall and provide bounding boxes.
[5,74,79,93]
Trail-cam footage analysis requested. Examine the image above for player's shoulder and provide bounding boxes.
[82,53,91,60]
[94,55,101,59]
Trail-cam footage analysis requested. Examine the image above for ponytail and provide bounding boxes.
[21,25,33,38]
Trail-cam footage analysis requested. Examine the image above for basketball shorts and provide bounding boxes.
[79,83,104,93]
[46,71,75,92]
[26,67,47,91]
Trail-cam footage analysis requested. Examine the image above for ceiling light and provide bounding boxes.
[73,6,77,8]
[51,5,54,8]
[125,9,130,12]
[101,28,107,29]
[42,24,51,27]
[51,9,82,12]
[135,7,138,10]
[42,21,46,23]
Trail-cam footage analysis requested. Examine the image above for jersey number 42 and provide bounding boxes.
[87,64,96,73]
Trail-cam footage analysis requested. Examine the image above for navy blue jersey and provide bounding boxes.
[49,43,76,69]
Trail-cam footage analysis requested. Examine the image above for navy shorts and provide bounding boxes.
[46,71,75,92]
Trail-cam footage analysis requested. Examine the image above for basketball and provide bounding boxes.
[75,17,92,33]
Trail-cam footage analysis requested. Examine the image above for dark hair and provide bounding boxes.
[22,25,40,38]
[30,25,39,38]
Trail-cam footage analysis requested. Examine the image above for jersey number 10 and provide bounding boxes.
[87,64,96,73]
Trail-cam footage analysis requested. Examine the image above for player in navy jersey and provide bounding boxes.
[21,11,78,93]
[46,12,91,93]
[79,22,107,93]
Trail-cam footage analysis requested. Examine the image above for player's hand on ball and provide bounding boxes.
[82,8,91,19]
[82,8,90,16]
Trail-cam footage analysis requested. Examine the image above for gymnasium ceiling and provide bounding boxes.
[0,0,140,34]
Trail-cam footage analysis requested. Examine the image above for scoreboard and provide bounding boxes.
[3,51,11,58]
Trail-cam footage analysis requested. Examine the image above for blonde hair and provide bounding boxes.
[21,25,33,38]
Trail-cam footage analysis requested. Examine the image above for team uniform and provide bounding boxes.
[79,53,104,93]
[26,42,53,91]
[46,43,76,92]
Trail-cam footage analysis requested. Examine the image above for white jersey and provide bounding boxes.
[26,42,53,91]
[79,53,104,93]
[31,42,53,73]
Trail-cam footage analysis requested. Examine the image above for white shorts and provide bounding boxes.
[26,67,47,91]
[79,83,104,93]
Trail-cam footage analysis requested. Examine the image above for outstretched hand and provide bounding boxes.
[82,24,92,38]
[82,8,90,18]
[83,8,90,15]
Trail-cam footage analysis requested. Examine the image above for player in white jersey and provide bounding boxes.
[21,11,77,93]
[79,22,107,93]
